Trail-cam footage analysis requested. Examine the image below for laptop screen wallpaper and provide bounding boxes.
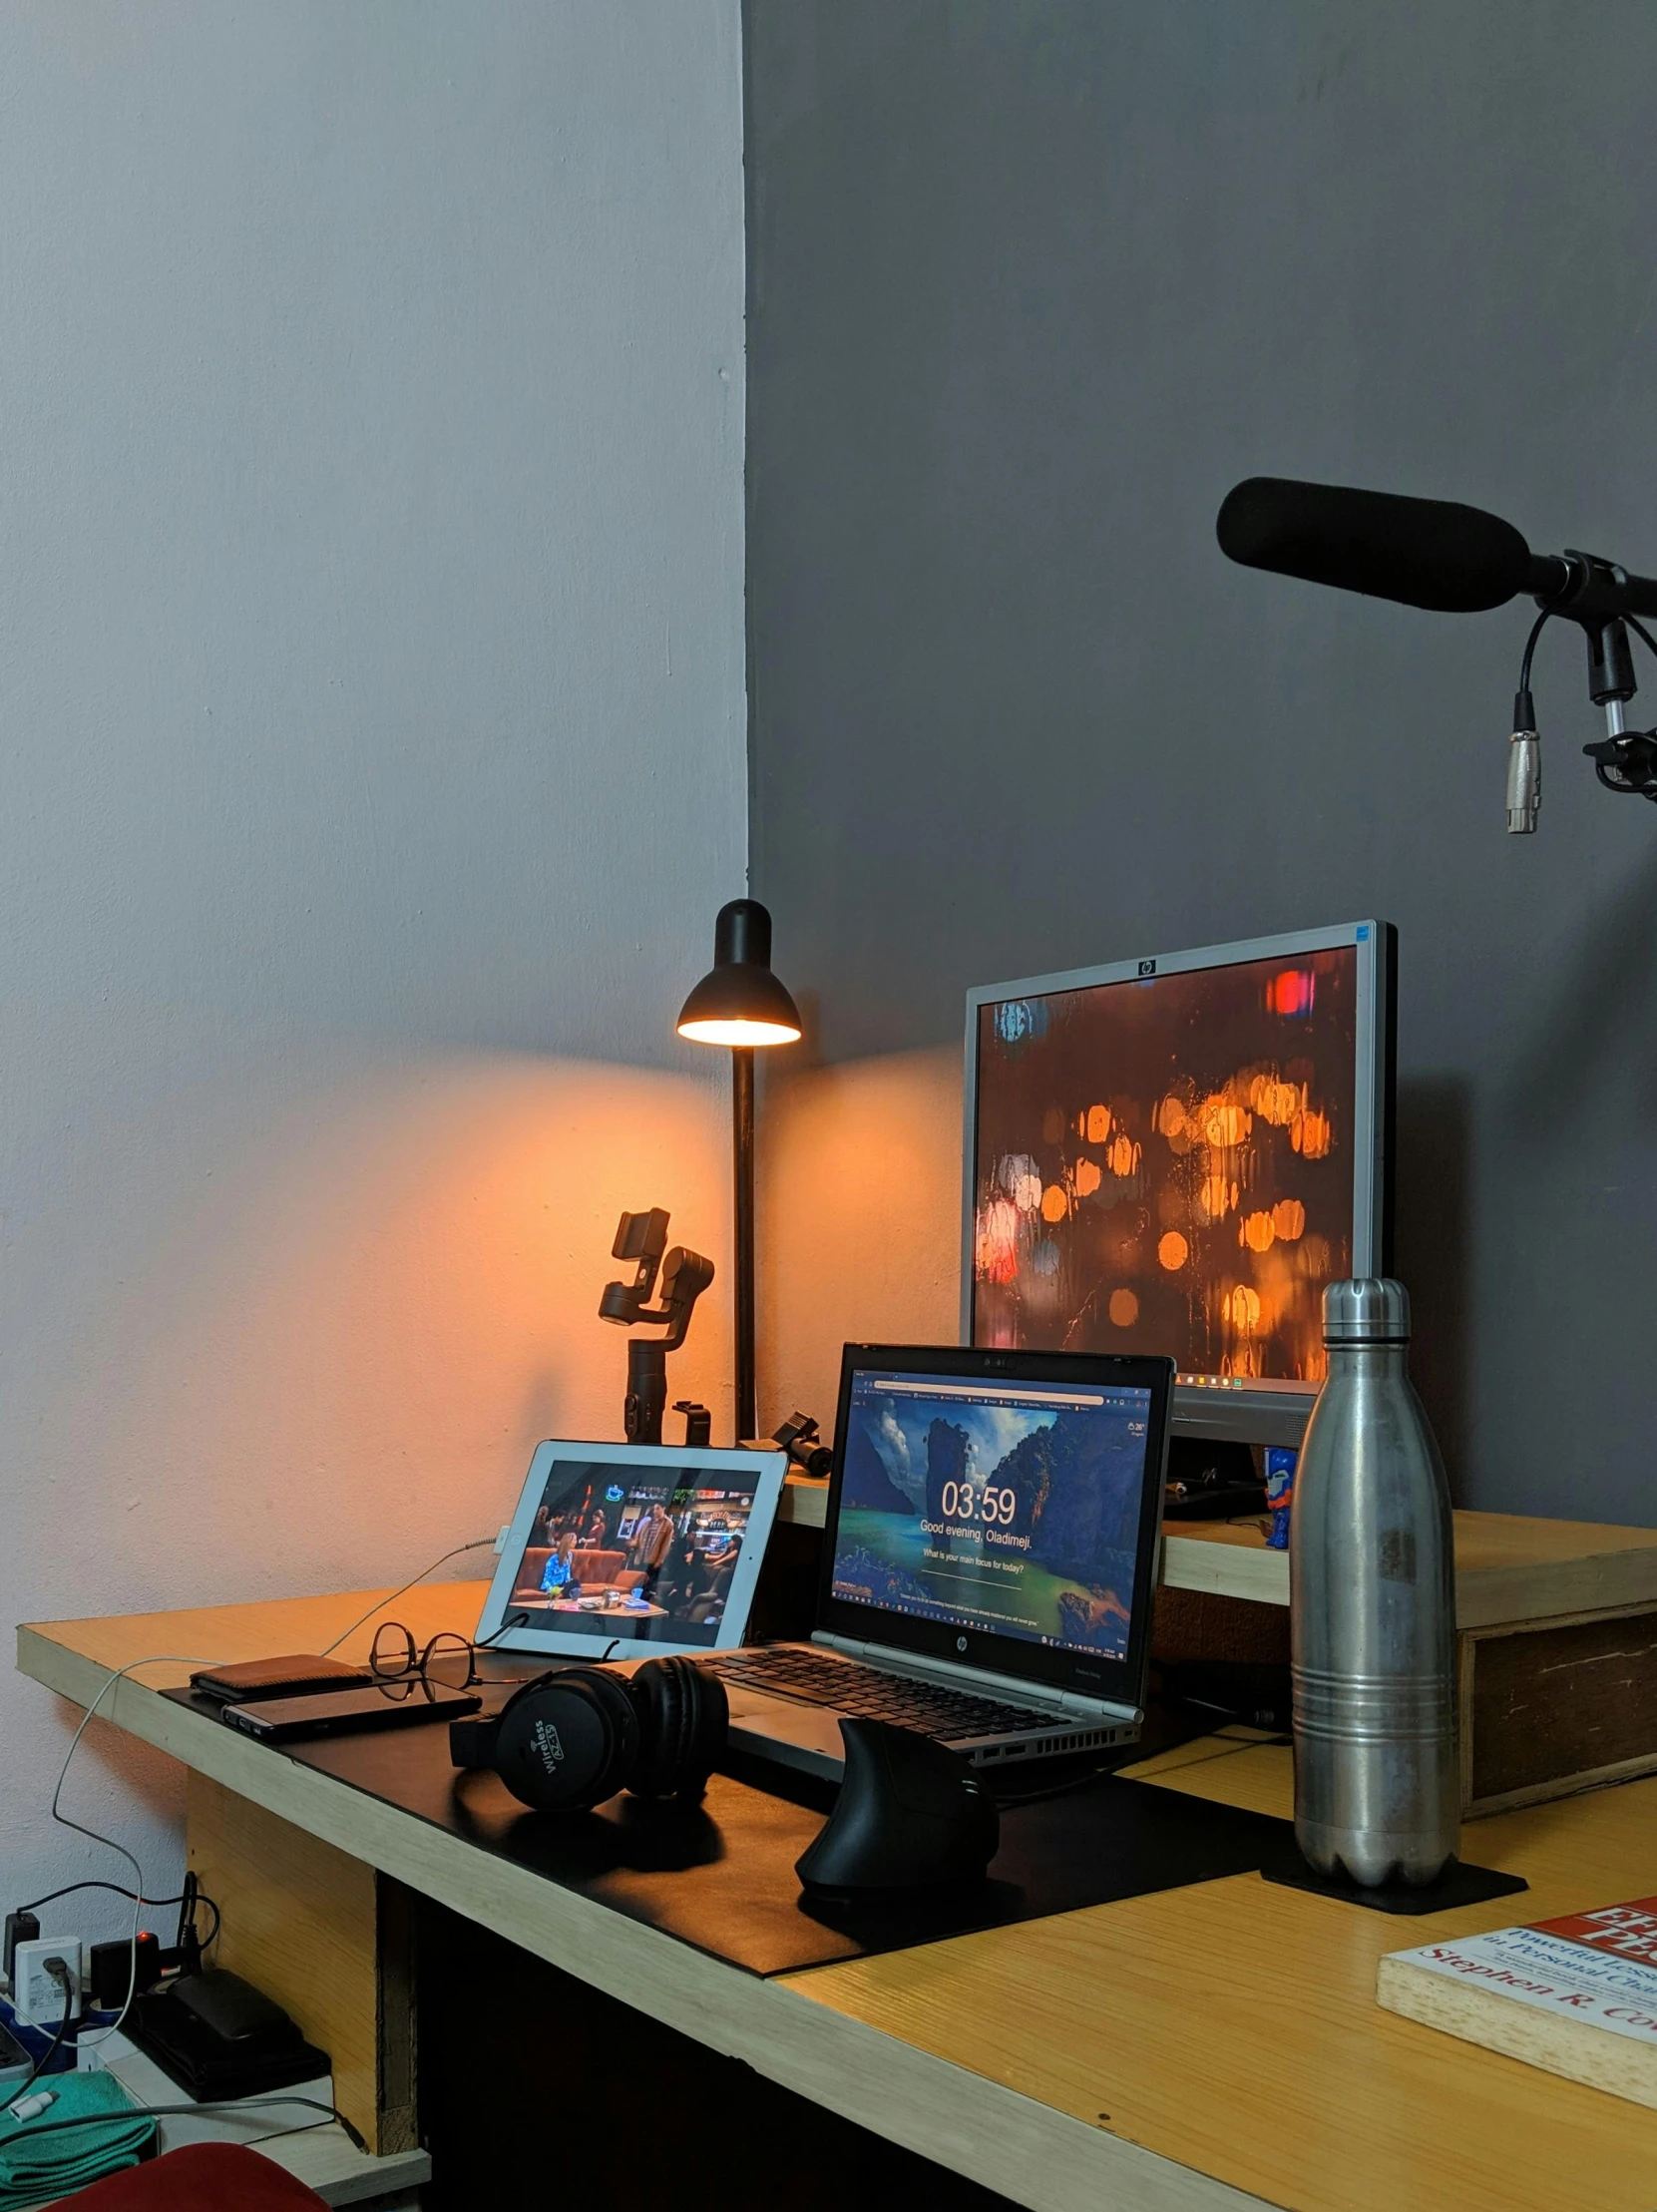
[831,1368,1154,1659]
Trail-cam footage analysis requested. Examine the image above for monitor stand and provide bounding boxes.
[1172,1381,1314,1449]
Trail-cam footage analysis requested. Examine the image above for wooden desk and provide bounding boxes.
[1158,1511,1657,1816]
[17,1580,1657,2210]
[1160,1508,1657,1620]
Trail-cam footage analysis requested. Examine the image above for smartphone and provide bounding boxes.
[220,1679,481,1743]
[192,1655,376,1705]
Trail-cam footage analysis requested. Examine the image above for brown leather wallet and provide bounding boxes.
[189,1653,376,1704]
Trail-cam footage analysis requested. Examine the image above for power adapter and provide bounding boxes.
[89,1932,162,2010]
[2,1913,40,1991]
[11,1940,85,2027]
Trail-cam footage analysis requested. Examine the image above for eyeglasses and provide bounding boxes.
[369,1621,480,1692]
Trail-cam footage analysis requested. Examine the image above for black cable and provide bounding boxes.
[12,1962,76,2099]
[238,2115,339,2151]
[1517,604,1554,702]
[1625,614,1657,665]
[13,1883,221,1967]
[990,1762,1114,1807]
[17,1882,217,1921]
[3,2095,366,2154]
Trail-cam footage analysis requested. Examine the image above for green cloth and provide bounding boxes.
[0,2069,156,2207]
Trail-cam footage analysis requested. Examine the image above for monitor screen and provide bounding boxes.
[499,1456,763,1650]
[967,930,1388,1392]
[830,1364,1156,1660]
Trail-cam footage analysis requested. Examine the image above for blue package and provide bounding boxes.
[1264,1447,1297,1550]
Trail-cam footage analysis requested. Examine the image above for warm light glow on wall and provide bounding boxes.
[104,1055,734,1601]
[757,1048,962,1428]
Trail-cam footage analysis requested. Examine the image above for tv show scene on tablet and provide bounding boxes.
[972,946,1360,1386]
[505,1459,757,1647]
[831,1367,1153,1657]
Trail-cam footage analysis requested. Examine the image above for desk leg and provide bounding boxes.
[187,1772,416,2154]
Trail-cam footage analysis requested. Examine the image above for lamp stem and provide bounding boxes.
[731,1046,756,1442]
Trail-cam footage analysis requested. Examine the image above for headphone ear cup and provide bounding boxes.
[682,1662,728,1796]
[623,1656,680,1800]
[626,1656,727,1801]
[489,1667,639,1811]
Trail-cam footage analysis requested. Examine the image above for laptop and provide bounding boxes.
[708,1343,1174,1781]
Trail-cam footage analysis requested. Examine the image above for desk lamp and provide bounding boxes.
[676,899,801,1440]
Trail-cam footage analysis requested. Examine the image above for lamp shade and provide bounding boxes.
[676,899,802,1048]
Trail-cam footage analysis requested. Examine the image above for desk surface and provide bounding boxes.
[19,1578,1657,2212]
[1162,1506,1657,1621]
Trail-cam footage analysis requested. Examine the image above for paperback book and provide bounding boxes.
[1378,1896,1657,2108]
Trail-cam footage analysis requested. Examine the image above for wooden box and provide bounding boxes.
[1158,1512,1657,1818]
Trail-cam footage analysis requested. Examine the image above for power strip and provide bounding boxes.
[11,1940,85,2027]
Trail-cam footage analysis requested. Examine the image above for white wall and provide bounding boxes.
[758,1050,962,1433]
[0,3,746,1937]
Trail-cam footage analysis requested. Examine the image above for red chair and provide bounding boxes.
[55,2141,329,2209]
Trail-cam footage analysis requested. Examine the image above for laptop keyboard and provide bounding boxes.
[709,1647,1060,1741]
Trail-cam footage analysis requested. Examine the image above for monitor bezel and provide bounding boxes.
[817,1342,1175,1709]
[960,920,1394,1429]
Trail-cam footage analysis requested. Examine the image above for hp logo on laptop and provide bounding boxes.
[956,1636,968,1653]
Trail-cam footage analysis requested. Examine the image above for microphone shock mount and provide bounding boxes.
[1509,586,1657,833]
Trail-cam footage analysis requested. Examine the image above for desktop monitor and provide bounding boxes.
[962,922,1396,1443]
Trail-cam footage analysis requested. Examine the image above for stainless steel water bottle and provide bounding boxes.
[1290,1278,1457,1886]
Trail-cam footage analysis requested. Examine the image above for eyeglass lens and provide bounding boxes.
[370,1622,417,1678]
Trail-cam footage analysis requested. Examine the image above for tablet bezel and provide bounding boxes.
[475,1440,789,1660]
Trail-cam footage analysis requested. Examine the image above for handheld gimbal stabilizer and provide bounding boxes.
[599,1208,715,1447]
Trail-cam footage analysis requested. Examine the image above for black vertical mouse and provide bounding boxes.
[794,1718,1001,1894]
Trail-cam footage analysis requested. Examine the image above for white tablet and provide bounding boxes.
[475,1441,789,1660]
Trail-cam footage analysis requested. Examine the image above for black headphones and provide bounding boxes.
[449,1657,727,1812]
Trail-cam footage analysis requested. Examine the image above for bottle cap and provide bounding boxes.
[1322,1276,1410,1343]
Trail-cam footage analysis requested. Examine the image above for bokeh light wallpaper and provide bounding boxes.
[970,948,1360,1384]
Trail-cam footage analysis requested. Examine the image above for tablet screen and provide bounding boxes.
[491,1450,779,1652]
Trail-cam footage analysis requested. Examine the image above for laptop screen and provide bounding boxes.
[821,1347,1172,1700]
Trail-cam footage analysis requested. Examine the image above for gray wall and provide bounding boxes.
[745,1,1657,1521]
[2,2,745,1931]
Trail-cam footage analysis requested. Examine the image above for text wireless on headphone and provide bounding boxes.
[449,1656,727,1811]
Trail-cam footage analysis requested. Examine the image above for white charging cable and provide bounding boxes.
[47,1653,223,2051]
[34,1527,500,2061]
[318,1537,498,1657]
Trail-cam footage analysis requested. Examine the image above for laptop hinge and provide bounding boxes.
[810,1631,1140,1726]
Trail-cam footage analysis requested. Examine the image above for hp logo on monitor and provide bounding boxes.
[1138,958,1156,977]
[956,1635,968,1653]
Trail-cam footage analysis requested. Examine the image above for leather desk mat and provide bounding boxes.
[167,1686,1292,1977]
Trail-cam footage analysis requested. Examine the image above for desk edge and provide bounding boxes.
[16,1625,1268,2212]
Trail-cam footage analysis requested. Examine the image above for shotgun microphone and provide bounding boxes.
[1217,475,1657,835]
[1215,477,1569,613]
[1217,475,1657,624]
